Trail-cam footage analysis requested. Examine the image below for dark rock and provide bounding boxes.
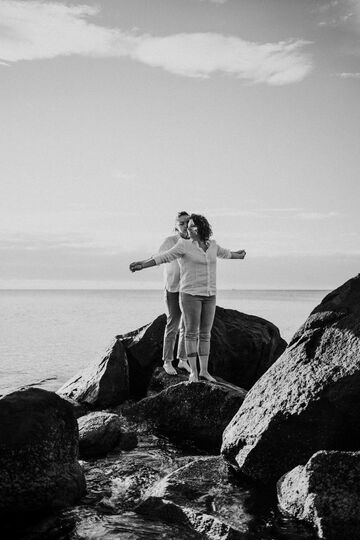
[277,450,360,540]
[221,274,360,484]
[117,315,166,399]
[124,380,246,452]
[57,338,129,408]
[0,388,86,516]
[117,307,286,399]
[78,411,123,458]
[136,456,271,539]
[117,430,138,451]
[60,395,91,418]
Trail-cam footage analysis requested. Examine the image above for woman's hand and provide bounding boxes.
[129,261,143,272]
[236,249,246,259]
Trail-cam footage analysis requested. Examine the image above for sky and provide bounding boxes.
[0,0,359,289]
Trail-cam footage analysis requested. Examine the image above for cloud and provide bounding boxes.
[295,211,340,220]
[204,208,339,220]
[338,72,360,79]
[0,0,313,85]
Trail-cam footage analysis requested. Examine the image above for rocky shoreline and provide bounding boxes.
[1,274,360,539]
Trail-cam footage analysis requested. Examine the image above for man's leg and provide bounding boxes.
[162,291,181,375]
[198,295,217,382]
[180,293,201,382]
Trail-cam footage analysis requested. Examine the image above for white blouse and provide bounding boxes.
[153,237,231,296]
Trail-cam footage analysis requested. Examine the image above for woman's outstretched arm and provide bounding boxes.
[130,238,186,272]
[230,249,246,259]
[129,258,156,272]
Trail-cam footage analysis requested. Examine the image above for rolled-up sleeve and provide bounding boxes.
[216,244,232,259]
[153,239,186,265]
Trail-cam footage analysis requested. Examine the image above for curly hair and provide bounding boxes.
[189,213,213,243]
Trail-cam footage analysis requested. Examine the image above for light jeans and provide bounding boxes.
[180,293,216,357]
[162,290,186,363]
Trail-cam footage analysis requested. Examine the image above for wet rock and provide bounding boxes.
[277,450,360,540]
[0,388,86,517]
[222,274,360,484]
[79,411,126,458]
[124,380,246,452]
[148,367,246,397]
[117,307,286,399]
[137,456,271,539]
[58,338,129,408]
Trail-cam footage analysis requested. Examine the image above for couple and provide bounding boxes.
[130,212,246,382]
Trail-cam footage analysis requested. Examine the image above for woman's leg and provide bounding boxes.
[177,316,191,373]
[162,290,182,375]
[180,293,202,381]
[198,295,217,381]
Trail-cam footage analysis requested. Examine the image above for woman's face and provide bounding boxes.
[187,219,199,240]
[175,215,189,238]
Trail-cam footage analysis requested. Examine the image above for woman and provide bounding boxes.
[158,211,191,375]
[130,213,246,382]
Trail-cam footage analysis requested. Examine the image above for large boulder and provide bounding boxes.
[137,456,273,539]
[0,388,86,517]
[277,450,360,540]
[118,307,286,398]
[221,274,360,484]
[124,380,246,452]
[58,338,129,408]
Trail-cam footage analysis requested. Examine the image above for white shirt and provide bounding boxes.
[158,235,182,292]
[153,238,232,296]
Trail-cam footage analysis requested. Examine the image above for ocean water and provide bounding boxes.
[0,289,328,396]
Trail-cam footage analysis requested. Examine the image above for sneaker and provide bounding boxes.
[163,362,177,376]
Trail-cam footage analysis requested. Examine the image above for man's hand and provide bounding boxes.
[129,261,143,272]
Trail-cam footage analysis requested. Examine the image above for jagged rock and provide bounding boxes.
[57,338,129,408]
[124,380,246,452]
[277,450,360,540]
[222,274,360,484]
[0,388,86,517]
[117,307,286,399]
[136,456,271,540]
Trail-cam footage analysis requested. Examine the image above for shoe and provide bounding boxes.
[199,371,216,382]
[177,359,191,374]
[163,362,177,376]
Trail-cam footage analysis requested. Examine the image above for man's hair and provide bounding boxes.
[189,213,212,243]
[177,211,189,219]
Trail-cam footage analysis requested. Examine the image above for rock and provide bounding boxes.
[137,456,271,539]
[124,380,246,452]
[117,315,167,399]
[60,395,91,418]
[221,274,360,484]
[0,388,86,517]
[117,307,286,399]
[78,411,123,458]
[277,450,360,540]
[58,338,129,408]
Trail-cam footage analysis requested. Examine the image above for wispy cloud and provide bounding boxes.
[205,208,339,220]
[0,1,313,85]
[296,211,340,220]
[338,72,360,79]
[316,0,354,27]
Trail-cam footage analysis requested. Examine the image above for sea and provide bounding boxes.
[0,289,328,397]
